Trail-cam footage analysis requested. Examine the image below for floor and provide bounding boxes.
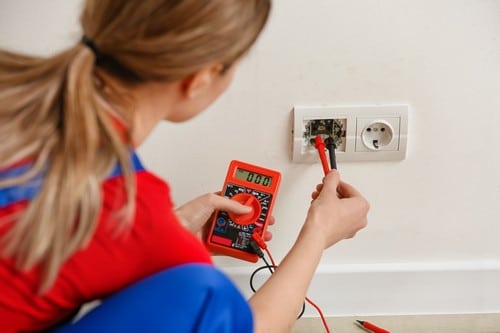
[292,313,500,333]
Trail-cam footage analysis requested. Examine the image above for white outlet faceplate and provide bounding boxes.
[292,105,409,163]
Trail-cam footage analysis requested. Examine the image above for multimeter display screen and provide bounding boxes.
[235,168,272,187]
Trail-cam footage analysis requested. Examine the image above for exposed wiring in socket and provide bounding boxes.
[304,119,346,149]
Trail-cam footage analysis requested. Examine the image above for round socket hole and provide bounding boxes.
[361,120,394,151]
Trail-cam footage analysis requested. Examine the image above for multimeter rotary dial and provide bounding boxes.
[228,193,262,225]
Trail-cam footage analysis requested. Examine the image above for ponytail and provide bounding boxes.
[0,44,135,292]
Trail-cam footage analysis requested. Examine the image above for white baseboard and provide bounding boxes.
[222,260,500,317]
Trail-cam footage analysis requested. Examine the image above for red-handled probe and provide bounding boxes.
[355,320,390,333]
[314,135,330,176]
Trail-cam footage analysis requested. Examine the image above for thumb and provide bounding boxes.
[323,169,341,189]
[211,195,253,215]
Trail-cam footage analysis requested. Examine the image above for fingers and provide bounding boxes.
[208,193,252,214]
[268,216,275,226]
[263,217,275,241]
[337,180,363,199]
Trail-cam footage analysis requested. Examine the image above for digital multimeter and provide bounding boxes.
[205,160,281,262]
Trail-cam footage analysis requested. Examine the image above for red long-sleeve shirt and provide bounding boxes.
[0,157,212,332]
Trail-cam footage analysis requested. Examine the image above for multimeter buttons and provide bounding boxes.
[228,193,262,226]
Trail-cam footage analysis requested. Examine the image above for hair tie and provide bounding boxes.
[80,36,141,83]
[81,36,102,60]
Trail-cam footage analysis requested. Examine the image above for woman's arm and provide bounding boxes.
[249,170,369,333]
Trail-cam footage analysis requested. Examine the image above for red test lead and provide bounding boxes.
[314,135,330,176]
[355,320,390,333]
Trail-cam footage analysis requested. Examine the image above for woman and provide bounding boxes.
[0,1,369,332]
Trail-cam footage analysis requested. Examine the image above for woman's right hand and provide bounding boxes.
[248,170,369,333]
[305,170,369,249]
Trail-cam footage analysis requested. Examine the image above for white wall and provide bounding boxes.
[2,0,499,317]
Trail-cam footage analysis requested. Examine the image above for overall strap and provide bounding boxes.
[0,152,145,208]
[107,152,145,178]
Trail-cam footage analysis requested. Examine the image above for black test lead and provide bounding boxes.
[325,136,337,170]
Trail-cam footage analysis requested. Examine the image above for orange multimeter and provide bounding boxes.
[205,160,281,262]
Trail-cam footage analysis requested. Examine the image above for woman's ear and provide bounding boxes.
[182,64,224,99]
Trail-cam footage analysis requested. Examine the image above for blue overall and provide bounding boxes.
[53,264,253,333]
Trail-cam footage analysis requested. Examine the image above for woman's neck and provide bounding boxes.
[100,73,181,147]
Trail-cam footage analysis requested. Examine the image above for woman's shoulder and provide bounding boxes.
[102,151,173,207]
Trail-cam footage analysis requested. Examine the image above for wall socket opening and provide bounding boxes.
[304,118,347,151]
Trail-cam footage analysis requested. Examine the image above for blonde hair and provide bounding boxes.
[0,0,271,292]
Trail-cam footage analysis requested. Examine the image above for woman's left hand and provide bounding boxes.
[175,193,275,241]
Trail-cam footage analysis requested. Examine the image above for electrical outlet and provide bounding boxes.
[356,117,400,152]
[292,105,408,163]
